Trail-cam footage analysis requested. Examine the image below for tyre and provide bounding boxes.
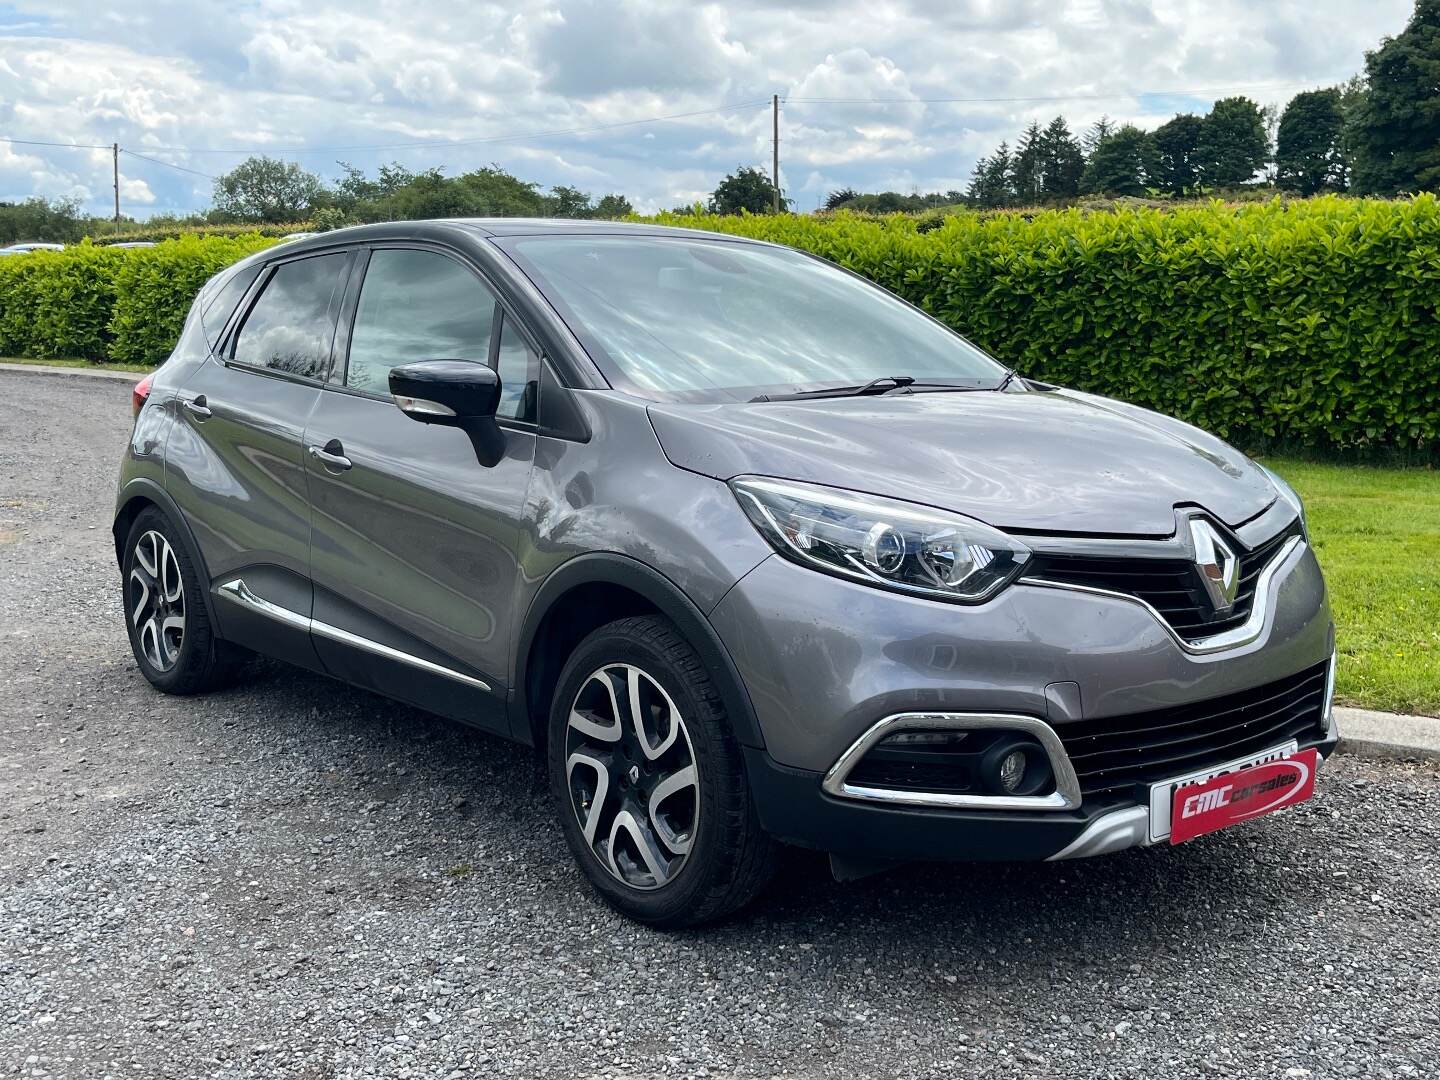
[547,615,777,928]
[121,506,243,695]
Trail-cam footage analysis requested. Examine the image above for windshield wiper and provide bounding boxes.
[749,376,915,403]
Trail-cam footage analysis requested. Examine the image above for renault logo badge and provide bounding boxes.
[1189,518,1240,614]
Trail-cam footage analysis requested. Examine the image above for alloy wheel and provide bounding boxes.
[129,529,185,672]
[564,663,700,890]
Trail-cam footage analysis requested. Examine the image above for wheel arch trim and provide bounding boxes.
[113,478,223,632]
[511,552,766,751]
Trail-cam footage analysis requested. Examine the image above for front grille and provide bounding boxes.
[1055,660,1329,801]
[1024,520,1301,642]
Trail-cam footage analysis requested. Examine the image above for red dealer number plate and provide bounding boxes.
[1169,748,1319,844]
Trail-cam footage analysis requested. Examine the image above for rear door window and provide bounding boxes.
[231,253,348,380]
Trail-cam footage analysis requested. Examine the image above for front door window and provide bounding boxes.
[345,249,497,396]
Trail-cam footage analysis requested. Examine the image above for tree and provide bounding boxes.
[594,194,634,218]
[1260,102,1282,182]
[1150,114,1204,195]
[709,166,784,214]
[0,197,85,245]
[1196,97,1269,187]
[212,156,323,223]
[1276,89,1348,194]
[1350,0,1440,194]
[1082,115,1114,157]
[545,185,594,218]
[1011,121,1045,204]
[1039,116,1085,199]
[823,187,860,210]
[1080,125,1153,196]
[329,161,416,214]
[967,142,1013,208]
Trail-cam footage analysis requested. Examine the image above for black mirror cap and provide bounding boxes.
[389,360,500,424]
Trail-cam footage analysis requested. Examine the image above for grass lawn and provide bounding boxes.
[1265,458,1440,717]
[1,355,152,374]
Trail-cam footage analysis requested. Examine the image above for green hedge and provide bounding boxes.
[0,245,124,360]
[2,199,1438,451]
[85,221,313,244]
[644,195,1440,453]
[0,234,276,365]
[107,235,278,364]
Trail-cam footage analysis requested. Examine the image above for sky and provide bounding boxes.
[0,0,1418,217]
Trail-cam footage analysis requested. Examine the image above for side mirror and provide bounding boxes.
[389,360,505,467]
[389,360,500,424]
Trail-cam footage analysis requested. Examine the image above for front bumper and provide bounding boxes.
[745,724,1340,863]
[712,527,1337,862]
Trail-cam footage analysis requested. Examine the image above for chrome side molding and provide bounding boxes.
[1022,536,1306,656]
[215,577,492,692]
[822,712,1083,812]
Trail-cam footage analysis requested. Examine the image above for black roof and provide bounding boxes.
[275,217,771,250]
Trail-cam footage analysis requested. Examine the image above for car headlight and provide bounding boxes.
[730,476,1031,603]
[1257,464,1309,541]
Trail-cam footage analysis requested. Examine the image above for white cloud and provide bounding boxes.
[0,0,1416,215]
[120,176,156,204]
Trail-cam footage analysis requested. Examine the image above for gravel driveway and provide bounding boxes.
[2,370,1437,1080]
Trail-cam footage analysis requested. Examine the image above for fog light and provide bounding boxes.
[881,730,969,748]
[978,737,1053,798]
[998,749,1027,793]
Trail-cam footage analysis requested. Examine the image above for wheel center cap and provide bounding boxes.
[627,764,640,784]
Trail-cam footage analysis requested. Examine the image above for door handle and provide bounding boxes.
[307,440,352,471]
[183,395,211,419]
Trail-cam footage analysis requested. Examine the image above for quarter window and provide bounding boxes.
[495,315,539,423]
[201,264,261,352]
[231,253,348,380]
[346,249,497,397]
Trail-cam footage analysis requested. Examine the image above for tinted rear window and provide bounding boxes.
[231,253,348,380]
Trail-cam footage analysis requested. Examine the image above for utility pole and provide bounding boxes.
[112,143,120,224]
[771,94,780,214]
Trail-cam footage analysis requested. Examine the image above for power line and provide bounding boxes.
[120,148,216,181]
[125,100,772,157]
[786,80,1351,105]
[0,99,769,178]
[0,79,1351,163]
[0,136,112,151]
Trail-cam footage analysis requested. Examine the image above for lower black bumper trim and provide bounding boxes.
[743,733,1340,863]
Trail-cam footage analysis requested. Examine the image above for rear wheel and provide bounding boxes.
[548,615,776,928]
[122,506,243,694]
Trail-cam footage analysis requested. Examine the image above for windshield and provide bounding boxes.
[501,234,1006,402]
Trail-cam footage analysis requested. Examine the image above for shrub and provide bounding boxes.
[641,195,1440,453]
[3,198,1438,453]
[83,221,312,244]
[0,244,125,359]
[108,235,277,364]
[0,234,276,365]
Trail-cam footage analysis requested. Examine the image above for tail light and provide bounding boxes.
[131,374,153,419]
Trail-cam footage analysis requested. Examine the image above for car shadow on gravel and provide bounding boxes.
[198,657,1325,965]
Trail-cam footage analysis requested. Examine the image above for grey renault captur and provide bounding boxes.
[115,219,1337,927]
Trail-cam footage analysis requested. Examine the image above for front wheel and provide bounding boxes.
[547,615,777,928]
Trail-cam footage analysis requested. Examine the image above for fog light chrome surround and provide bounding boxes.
[822,712,1083,811]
